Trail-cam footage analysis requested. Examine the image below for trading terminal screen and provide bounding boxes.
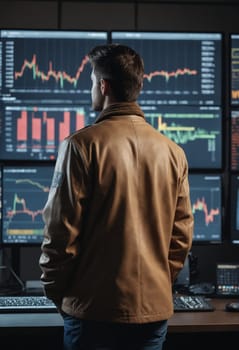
[142,105,222,169]
[1,165,54,245]
[231,34,239,105]
[231,110,239,170]
[111,31,222,106]
[0,30,226,247]
[111,32,222,170]
[0,30,107,160]
[189,173,222,243]
[0,104,97,161]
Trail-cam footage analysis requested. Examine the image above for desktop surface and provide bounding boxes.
[169,298,239,333]
[0,298,238,332]
[0,299,238,350]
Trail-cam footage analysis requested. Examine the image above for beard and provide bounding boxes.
[92,92,105,112]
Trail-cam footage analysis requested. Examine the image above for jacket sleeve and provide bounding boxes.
[39,137,88,305]
[168,157,194,283]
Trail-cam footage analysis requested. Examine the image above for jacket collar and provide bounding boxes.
[95,102,145,124]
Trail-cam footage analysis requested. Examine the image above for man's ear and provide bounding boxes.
[100,78,110,96]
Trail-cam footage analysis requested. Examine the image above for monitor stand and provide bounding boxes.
[0,248,25,295]
[0,265,25,296]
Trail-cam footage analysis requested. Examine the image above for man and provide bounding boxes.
[39,44,193,350]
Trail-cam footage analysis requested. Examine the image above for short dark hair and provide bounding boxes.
[87,44,144,102]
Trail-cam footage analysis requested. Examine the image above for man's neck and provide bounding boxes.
[103,96,118,110]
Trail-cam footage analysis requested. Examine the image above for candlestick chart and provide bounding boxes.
[0,105,97,160]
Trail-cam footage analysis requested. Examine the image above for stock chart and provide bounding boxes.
[142,105,222,169]
[111,32,222,106]
[189,174,222,243]
[2,166,54,244]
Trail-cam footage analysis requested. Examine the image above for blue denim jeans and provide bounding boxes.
[62,313,168,350]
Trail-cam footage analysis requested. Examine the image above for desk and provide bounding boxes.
[0,298,238,332]
[168,298,239,333]
[167,298,239,350]
[0,299,239,349]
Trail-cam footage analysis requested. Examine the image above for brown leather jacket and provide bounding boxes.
[39,102,193,323]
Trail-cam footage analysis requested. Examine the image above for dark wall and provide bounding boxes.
[1,0,239,284]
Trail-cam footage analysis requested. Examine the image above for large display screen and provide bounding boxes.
[142,105,222,169]
[0,30,228,248]
[231,110,239,170]
[0,105,97,160]
[231,34,239,105]
[189,173,222,243]
[111,32,222,106]
[0,30,108,103]
[1,165,54,245]
[0,30,107,161]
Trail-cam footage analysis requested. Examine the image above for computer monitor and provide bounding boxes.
[230,34,239,105]
[189,173,222,244]
[0,29,108,104]
[0,29,107,161]
[230,174,239,244]
[1,165,54,245]
[142,105,222,169]
[0,105,97,161]
[111,31,222,106]
[0,166,2,238]
[231,110,239,170]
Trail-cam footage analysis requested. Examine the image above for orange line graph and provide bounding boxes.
[7,193,44,222]
[144,67,197,82]
[14,54,89,88]
[192,197,219,226]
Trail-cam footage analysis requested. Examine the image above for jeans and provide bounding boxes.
[62,313,168,350]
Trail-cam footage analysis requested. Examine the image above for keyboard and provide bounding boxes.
[0,296,57,313]
[0,294,214,313]
[173,295,214,312]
